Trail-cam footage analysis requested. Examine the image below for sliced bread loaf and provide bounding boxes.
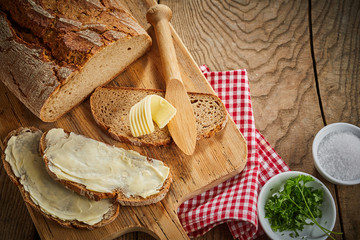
[40,128,172,206]
[0,0,151,122]
[90,87,228,146]
[2,127,119,229]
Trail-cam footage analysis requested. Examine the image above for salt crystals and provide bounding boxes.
[317,130,360,181]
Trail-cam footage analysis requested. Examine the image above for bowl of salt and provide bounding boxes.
[313,122,360,185]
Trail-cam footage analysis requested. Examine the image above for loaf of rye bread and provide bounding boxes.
[0,0,151,122]
[2,127,120,229]
[90,87,228,146]
[40,128,172,206]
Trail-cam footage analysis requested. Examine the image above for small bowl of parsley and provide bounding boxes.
[258,171,340,240]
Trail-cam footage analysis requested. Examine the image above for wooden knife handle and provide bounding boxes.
[146,4,182,84]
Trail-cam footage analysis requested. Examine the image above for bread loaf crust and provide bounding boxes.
[1,127,120,230]
[0,12,61,116]
[39,129,173,206]
[0,0,151,122]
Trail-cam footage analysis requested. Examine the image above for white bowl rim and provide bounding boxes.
[312,122,360,185]
[258,171,336,240]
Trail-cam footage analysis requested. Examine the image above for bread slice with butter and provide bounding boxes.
[90,87,228,146]
[1,127,119,229]
[40,128,172,206]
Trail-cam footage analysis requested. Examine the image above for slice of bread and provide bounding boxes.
[40,128,172,206]
[2,127,119,229]
[90,87,228,146]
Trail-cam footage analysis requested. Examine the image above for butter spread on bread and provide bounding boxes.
[42,128,170,199]
[129,95,176,137]
[4,128,117,226]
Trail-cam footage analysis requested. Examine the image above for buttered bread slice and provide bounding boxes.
[2,127,119,229]
[40,128,172,206]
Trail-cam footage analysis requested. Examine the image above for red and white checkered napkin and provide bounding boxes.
[177,65,290,239]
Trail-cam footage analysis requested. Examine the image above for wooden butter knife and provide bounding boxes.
[147,4,197,155]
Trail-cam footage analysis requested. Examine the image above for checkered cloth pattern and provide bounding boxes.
[177,65,290,239]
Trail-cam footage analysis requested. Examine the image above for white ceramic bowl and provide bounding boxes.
[258,171,336,240]
[312,122,360,185]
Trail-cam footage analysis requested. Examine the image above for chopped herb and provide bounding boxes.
[264,175,342,239]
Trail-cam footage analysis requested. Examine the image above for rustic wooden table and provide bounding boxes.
[1,0,359,240]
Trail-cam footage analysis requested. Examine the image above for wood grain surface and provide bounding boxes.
[311,1,360,240]
[161,0,358,239]
[1,0,359,239]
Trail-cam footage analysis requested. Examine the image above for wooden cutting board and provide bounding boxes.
[0,0,247,239]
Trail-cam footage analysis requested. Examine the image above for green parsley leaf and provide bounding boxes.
[264,174,342,239]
